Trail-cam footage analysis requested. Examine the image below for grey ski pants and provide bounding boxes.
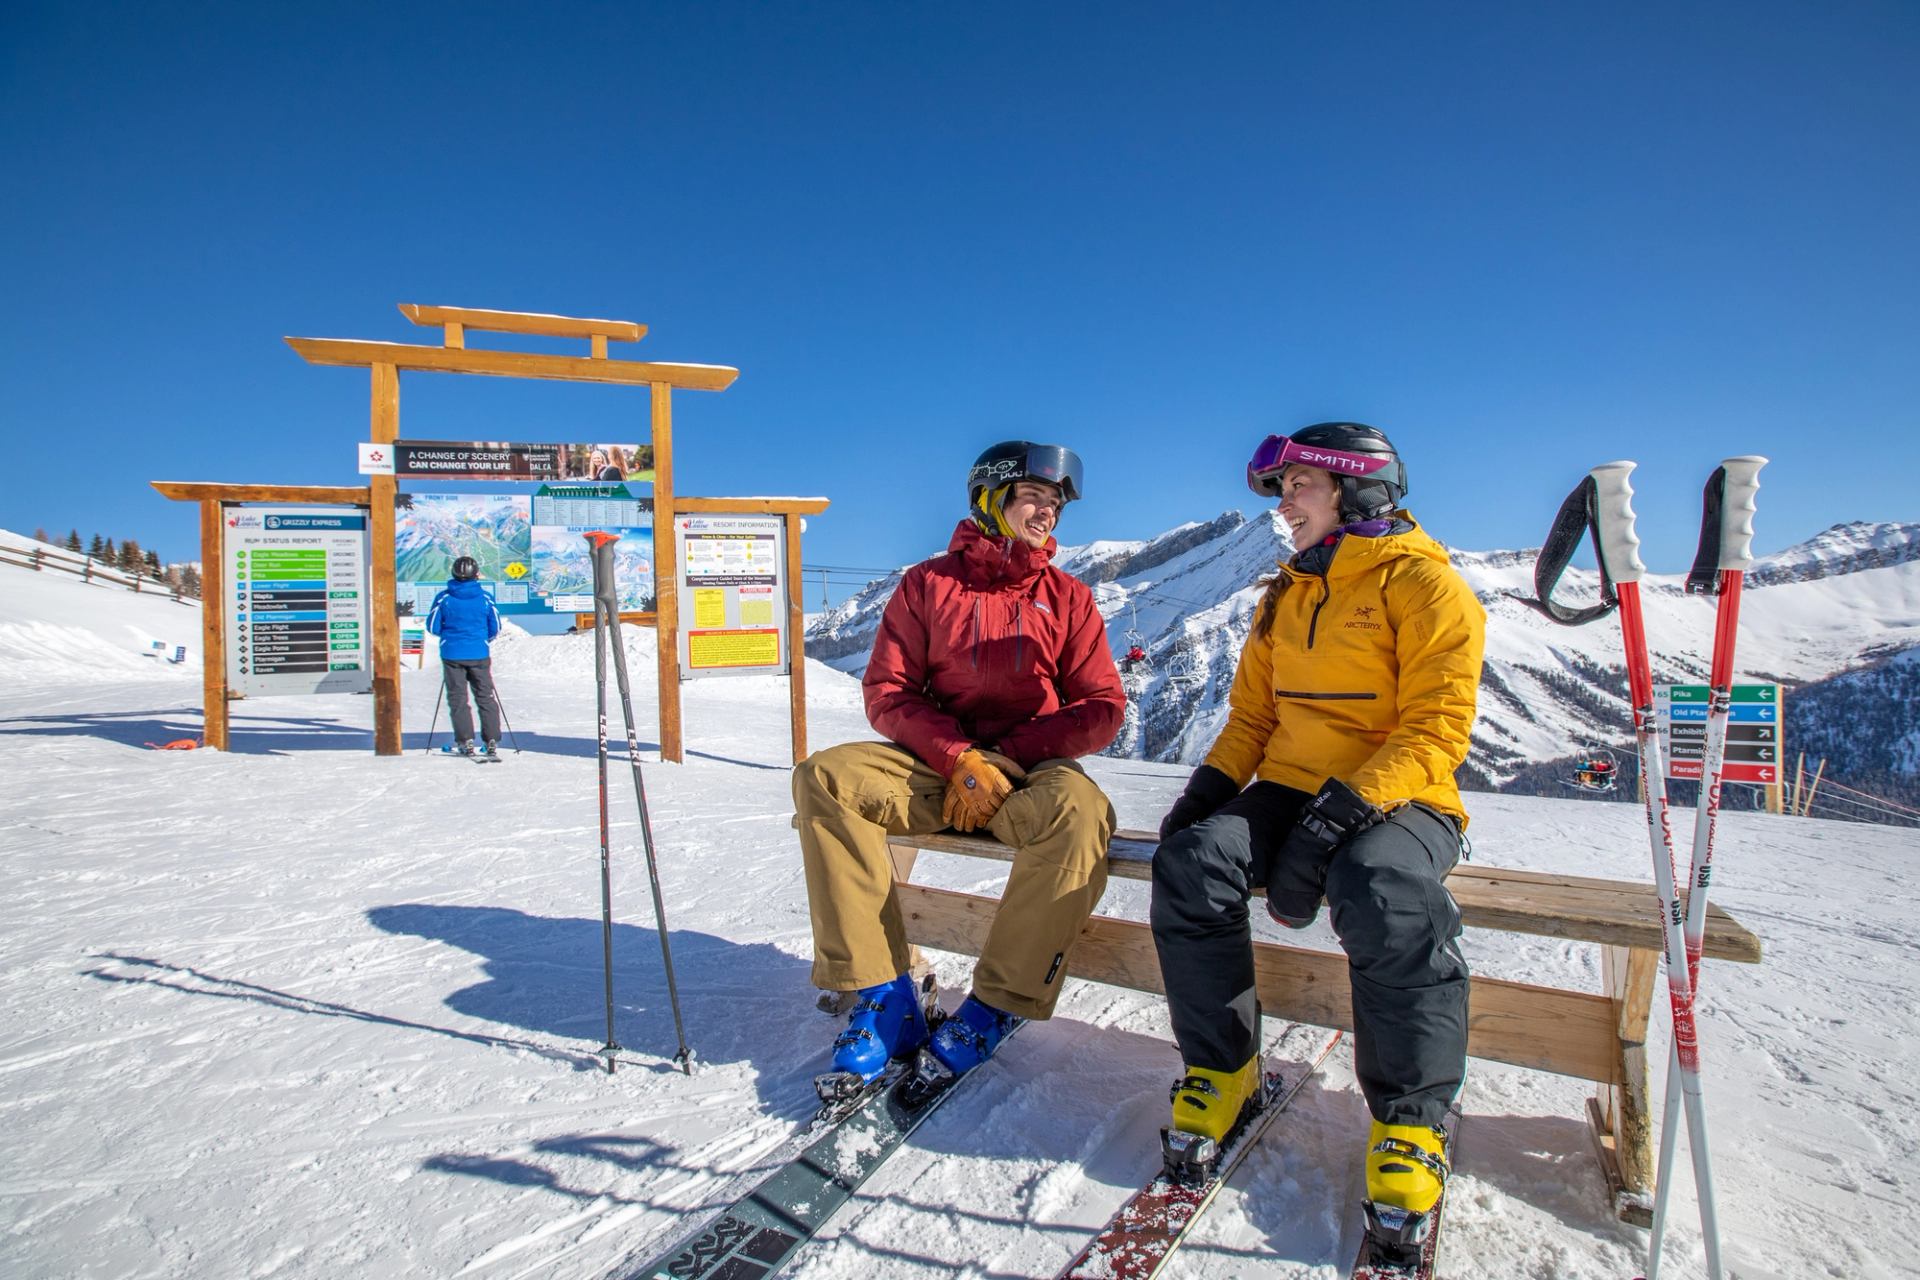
[1150,781,1469,1127]
[442,658,502,746]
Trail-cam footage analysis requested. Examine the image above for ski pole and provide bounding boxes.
[588,532,694,1076]
[492,684,522,753]
[1646,457,1763,1279]
[424,677,444,754]
[1588,462,1724,1280]
[588,543,622,1076]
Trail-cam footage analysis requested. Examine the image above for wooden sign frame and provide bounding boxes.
[158,304,742,759]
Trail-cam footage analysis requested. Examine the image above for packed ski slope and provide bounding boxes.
[2,557,1914,1279]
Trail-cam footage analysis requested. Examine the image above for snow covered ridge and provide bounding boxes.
[1745,521,1920,587]
[0,534,203,684]
[805,515,1920,792]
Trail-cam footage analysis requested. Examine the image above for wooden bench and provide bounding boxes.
[883,827,1762,1225]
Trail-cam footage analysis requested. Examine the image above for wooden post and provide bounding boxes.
[1592,943,1659,1223]
[199,499,230,750]
[652,381,682,763]
[785,510,808,765]
[369,363,402,756]
[1802,758,1827,817]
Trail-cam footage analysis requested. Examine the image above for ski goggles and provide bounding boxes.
[1246,433,1397,497]
[971,443,1084,504]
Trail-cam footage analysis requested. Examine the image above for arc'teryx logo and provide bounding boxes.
[1344,603,1382,632]
[1352,606,1376,619]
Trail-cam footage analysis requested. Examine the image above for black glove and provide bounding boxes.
[1266,777,1384,929]
[1158,765,1241,842]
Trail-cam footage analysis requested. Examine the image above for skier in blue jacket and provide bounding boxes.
[426,556,503,758]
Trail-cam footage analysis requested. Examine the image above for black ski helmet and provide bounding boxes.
[1246,422,1407,520]
[967,440,1084,536]
[451,556,480,581]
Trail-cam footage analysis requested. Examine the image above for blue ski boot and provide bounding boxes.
[813,974,930,1104]
[927,994,1020,1075]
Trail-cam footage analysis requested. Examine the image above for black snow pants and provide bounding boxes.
[442,658,502,746]
[1150,780,1468,1127]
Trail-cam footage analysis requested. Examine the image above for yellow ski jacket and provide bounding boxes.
[1203,513,1485,823]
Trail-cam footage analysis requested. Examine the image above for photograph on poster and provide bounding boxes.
[564,443,654,482]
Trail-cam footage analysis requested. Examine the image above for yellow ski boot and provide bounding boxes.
[1365,1120,1449,1212]
[1162,1055,1261,1184]
[1361,1119,1450,1261]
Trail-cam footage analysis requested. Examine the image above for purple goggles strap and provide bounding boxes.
[1247,433,1395,481]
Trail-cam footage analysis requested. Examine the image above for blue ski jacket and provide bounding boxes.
[426,578,500,661]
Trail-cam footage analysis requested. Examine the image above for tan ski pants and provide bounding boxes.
[793,740,1116,1020]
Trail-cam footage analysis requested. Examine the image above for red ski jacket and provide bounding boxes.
[863,520,1125,776]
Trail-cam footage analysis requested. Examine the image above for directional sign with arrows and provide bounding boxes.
[1654,683,1785,785]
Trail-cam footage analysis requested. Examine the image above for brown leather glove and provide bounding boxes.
[942,749,1027,832]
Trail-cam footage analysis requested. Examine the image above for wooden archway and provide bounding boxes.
[282,304,738,758]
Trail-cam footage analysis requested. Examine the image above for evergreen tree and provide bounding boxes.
[87,534,106,559]
[118,540,142,573]
[180,564,202,598]
[65,530,81,553]
[103,538,116,564]
[145,550,162,577]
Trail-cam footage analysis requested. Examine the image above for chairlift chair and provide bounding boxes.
[1562,743,1621,794]
[1165,646,1202,687]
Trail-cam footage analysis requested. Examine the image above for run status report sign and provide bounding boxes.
[224,507,373,696]
[674,514,788,677]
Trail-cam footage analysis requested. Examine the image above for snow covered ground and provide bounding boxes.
[3,557,1915,1279]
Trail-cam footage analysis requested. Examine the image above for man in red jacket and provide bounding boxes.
[794,441,1127,1092]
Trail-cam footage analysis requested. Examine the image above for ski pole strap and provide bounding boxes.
[1513,474,1618,627]
[1686,464,1728,596]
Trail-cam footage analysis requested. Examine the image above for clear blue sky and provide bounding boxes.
[4,2,1915,605]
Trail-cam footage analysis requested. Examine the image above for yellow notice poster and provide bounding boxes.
[692,587,727,628]
[688,628,782,669]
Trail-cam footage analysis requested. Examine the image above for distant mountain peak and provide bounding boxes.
[1748,521,1920,587]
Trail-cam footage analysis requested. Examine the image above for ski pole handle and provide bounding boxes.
[1588,461,1645,585]
[1716,456,1766,573]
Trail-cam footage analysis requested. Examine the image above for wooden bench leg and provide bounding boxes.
[1589,944,1657,1224]
[887,845,934,991]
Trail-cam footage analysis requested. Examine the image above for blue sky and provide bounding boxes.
[4,2,1915,605]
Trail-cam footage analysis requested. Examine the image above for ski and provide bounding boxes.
[624,1023,1024,1279]
[438,745,501,764]
[1057,1022,1343,1280]
[1349,1104,1461,1280]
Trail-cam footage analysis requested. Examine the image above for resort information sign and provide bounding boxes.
[674,514,788,678]
[224,506,372,697]
[1655,683,1784,785]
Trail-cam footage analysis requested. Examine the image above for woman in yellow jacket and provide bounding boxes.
[1150,422,1484,1257]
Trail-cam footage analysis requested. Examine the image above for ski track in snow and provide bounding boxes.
[1,561,1915,1279]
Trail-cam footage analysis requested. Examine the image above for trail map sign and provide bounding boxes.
[394,489,653,615]
[675,514,788,677]
[1655,683,1784,785]
[224,506,372,696]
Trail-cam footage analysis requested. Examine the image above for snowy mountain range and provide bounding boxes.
[805,517,1920,820]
